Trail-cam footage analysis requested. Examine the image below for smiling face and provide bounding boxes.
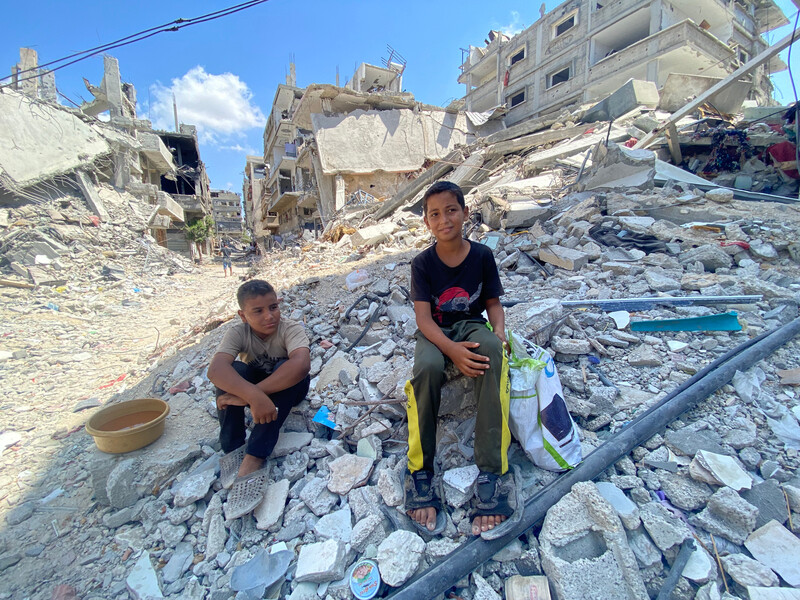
[238,292,280,339]
[423,191,468,243]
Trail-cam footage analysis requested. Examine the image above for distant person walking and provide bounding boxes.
[221,240,233,277]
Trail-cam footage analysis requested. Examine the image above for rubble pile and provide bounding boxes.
[3,154,800,599]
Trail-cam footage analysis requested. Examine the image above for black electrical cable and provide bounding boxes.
[1,0,269,90]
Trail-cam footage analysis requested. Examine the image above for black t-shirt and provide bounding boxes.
[411,240,504,327]
[221,246,232,258]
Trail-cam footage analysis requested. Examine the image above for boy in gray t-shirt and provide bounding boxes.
[207,279,310,518]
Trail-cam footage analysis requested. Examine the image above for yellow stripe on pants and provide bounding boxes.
[499,350,511,475]
[405,379,425,473]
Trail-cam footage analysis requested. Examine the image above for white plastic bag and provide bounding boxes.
[345,269,371,291]
[506,330,582,472]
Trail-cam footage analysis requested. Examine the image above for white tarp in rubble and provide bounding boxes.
[0,89,111,189]
[311,109,472,175]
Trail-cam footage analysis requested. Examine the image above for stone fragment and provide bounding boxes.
[665,428,724,457]
[351,513,388,553]
[740,480,789,529]
[272,432,313,457]
[173,467,216,507]
[328,454,374,495]
[720,553,779,588]
[705,188,734,203]
[348,485,383,520]
[551,337,592,355]
[300,476,339,516]
[639,502,691,551]
[745,520,800,587]
[539,245,589,271]
[126,551,163,599]
[316,353,358,390]
[628,345,663,367]
[107,458,140,509]
[626,527,662,568]
[442,465,479,508]
[377,530,425,587]
[682,545,716,584]
[157,521,187,548]
[539,482,648,600]
[254,478,290,531]
[657,470,713,511]
[690,487,758,545]
[377,467,404,507]
[162,542,194,584]
[473,571,502,600]
[314,507,352,543]
[595,482,640,530]
[645,270,680,292]
[295,539,347,583]
[690,450,752,491]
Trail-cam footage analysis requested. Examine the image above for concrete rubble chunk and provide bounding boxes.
[173,467,217,507]
[300,476,339,517]
[657,470,713,511]
[328,453,374,495]
[539,481,648,600]
[161,542,194,584]
[126,551,163,599]
[377,530,425,587]
[272,432,313,457]
[690,450,752,491]
[107,458,140,509]
[626,526,662,569]
[314,506,353,543]
[720,553,779,588]
[473,571,502,600]
[740,480,790,528]
[627,345,663,367]
[443,464,480,508]
[679,245,732,272]
[745,520,800,587]
[690,487,759,545]
[538,245,589,271]
[295,539,347,583]
[595,482,640,530]
[316,353,358,390]
[377,466,404,507]
[665,428,725,457]
[682,545,717,584]
[639,502,691,551]
[253,478,290,531]
[583,80,660,123]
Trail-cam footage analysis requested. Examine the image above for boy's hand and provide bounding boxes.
[249,394,279,424]
[449,341,491,377]
[494,331,510,355]
[216,393,249,409]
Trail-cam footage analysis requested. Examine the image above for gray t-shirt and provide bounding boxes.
[215,319,309,374]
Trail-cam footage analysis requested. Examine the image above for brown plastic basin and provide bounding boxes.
[85,398,170,454]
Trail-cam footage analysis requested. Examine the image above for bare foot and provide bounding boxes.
[472,514,507,536]
[407,506,438,531]
[237,454,265,478]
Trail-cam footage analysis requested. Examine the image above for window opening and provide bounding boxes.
[548,67,571,88]
[509,90,525,107]
[555,15,575,36]
[510,48,525,65]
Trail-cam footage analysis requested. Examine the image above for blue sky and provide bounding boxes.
[1,0,797,194]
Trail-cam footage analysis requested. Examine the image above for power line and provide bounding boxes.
[1,0,269,90]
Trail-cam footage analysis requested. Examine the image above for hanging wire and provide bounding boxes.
[1,0,270,90]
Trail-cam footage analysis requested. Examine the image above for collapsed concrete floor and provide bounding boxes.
[1,172,800,600]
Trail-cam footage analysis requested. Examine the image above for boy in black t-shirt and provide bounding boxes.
[405,181,515,538]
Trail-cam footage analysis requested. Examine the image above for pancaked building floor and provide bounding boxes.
[1,87,800,600]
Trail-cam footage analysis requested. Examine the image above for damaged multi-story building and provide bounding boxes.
[245,59,491,245]
[1,48,215,262]
[458,0,789,124]
[210,190,243,237]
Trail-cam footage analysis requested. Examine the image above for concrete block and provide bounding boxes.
[107,458,141,509]
[295,539,347,583]
[539,481,648,600]
[689,487,758,545]
[583,79,659,123]
[745,520,800,587]
[539,245,589,271]
[75,170,109,221]
[377,530,425,587]
[350,222,396,247]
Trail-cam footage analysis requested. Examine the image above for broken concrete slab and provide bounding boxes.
[327,454,374,495]
[126,551,163,599]
[539,245,589,271]
[583,79,659,123]
[377,530,425,587]
[539,482,648,600]
[690,487,759,545]
[745,520,800,587]
[254,478,290,531]
[294,539,347,583]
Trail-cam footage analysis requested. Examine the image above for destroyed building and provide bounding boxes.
[458,0,789,123]
[211,190,243,237]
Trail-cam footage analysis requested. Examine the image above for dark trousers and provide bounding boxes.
[215,360,310,459]
[406,319,510,476]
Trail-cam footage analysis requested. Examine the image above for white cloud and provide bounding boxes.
[149,67,265,145]
[219,143,257,154]
[497,11,525,36]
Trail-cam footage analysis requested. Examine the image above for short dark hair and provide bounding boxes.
[237,279,276,308]
[422,181,465,215]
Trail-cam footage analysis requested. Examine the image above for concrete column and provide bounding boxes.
[19,48,38,98]
[334,175,346,212]
[649,0,663,35]
[103,56,124,119]
[39,70,57,102]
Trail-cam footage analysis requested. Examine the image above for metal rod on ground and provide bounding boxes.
[655,539,695,600]
[385,317,800,600]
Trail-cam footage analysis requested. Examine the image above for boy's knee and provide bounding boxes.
[413,354,446,381]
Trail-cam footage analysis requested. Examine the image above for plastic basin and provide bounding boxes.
[85,398,170,454]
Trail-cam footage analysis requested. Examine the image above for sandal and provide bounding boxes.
[219,446,246,490]
[470,464,522,540]
[403,469,447,535]
[224,466,270,521]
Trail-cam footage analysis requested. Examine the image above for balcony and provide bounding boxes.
[269,189,301,213]
[587,20,734,98]
[156,191,184,223]
[172,194,206,213]
[466,77,500,113]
